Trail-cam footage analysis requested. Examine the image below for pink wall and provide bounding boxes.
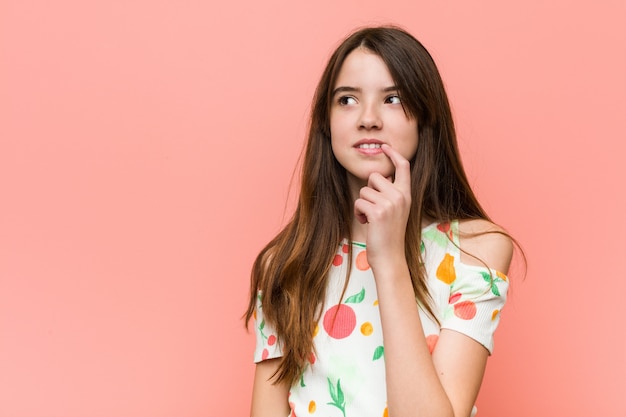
[1,1,624,416]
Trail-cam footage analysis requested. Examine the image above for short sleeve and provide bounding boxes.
[440,265,509,354]
[253,291,284,363]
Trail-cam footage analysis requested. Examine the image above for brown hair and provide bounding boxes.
[245,26,491,385]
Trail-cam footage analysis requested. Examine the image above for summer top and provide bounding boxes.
[253,220,509,417]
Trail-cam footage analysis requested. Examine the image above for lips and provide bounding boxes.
[354,139,384,147]
[357,143,382,149]
[354,139,385,154]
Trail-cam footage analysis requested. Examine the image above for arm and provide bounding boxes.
[250,358,290,417]
[374,262,456,417]
[354,145,513,417]
[378,226,512,417]
[428,219,513,415]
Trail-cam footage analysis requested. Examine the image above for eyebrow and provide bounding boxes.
[331,85,399,97]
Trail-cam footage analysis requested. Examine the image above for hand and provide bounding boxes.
[353,144,411,272]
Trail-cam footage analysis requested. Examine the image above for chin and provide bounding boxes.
[349,168,393,184]
[364,166,394,179]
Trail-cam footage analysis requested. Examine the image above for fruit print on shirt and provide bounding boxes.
[323,288,365,339]
[253,221,509,417]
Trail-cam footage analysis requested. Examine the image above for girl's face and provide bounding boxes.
[330,48,418,193]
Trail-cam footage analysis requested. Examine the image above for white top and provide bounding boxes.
[253,221,509,417]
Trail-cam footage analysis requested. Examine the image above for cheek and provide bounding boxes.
[328,131,341,161]
[329,117,343,137]
[329,120,350,151]
[400,124,419,160]
[405,146,418,162]
[329,139,339,159]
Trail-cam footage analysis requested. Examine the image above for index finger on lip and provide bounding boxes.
[381,144,411,188]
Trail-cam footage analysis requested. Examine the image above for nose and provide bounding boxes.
[358,102,382,130]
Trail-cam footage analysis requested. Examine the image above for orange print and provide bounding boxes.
[308,400,316,413]
[361,322,374,336]
[436,253,456,284]
[356,250,370,270]
[491,309,500,321]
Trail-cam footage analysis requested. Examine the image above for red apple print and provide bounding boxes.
[437,222,453,239]
[323,304,356,339]
[262,348,269,360]
[267,335,276,346]
[449,292,462,304]
[342,243,349,253]
[308,352,316,365]
[454,300,477,320]
[332,254,343,266]
[426,334,439,354]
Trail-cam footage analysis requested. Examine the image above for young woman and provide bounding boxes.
[245,26,514,417]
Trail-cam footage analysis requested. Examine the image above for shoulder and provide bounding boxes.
[457,219,513,274]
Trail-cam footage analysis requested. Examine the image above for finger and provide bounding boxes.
[359,184,385,205]
[381,144,411,192]
[354,198,374,224]
[367,172,392,192]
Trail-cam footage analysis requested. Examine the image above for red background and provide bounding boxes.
[1,1,624,416]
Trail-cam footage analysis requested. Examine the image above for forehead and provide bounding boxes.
[333,48,394,88]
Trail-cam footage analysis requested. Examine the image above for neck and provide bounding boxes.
[351,216,368,244]
[347,174,369,243]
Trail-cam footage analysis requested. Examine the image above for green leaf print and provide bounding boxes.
[336,379,345,405]
[344,287,365,304]
[328,378,336,401]
[327,378,346,417]
[373,345,385,361]
[258,319,267,340]
[480,271,501,296]
[491,283,501,297]
[422,228,450,248]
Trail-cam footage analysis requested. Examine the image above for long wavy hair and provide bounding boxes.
[245,26,491,385]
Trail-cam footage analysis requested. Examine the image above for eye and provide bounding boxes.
[385,95,402,104]
[338,96,357,106]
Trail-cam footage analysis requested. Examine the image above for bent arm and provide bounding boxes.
[250,358,290,417]
[375,221,513,417]
[375,263,456,417]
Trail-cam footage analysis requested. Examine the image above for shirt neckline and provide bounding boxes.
[346,221,442,249]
